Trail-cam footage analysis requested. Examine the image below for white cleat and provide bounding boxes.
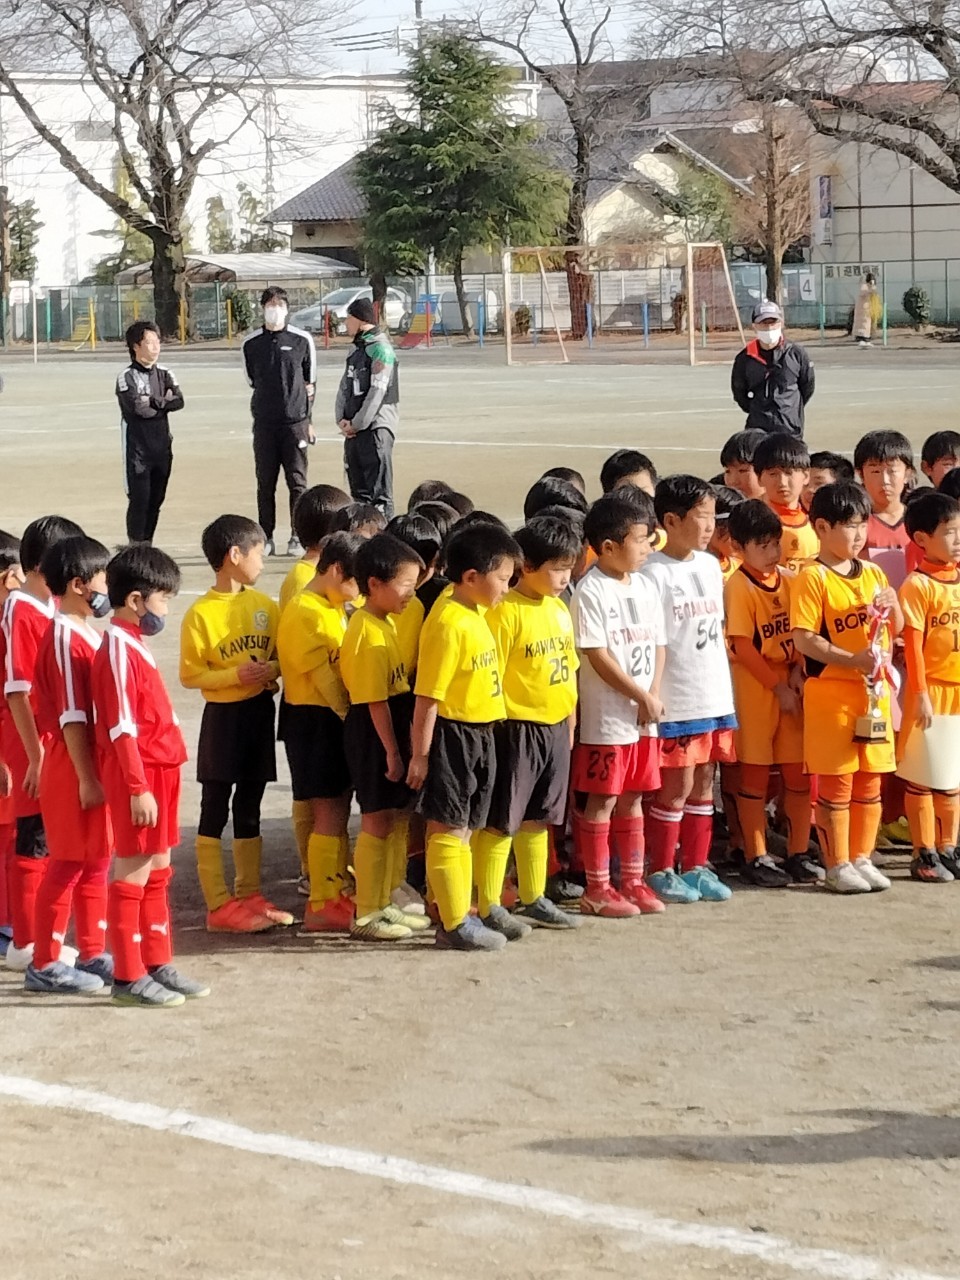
[852,857,891,891]
[825,862,873,894]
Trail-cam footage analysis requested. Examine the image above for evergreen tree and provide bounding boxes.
[9,199,43,281]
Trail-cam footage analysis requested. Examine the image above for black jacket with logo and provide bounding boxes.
[731,339,815,437]
[242,324,317,427]
[115,361,184,457]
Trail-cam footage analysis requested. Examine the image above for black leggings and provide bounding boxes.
[198,781,267,840]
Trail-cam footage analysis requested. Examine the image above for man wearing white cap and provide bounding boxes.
[731,300,815,438]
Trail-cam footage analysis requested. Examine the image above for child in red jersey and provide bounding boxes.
[28,537,113,995]
[92,544,208,1008]
[1,515,83,972]
[854,430,913,591]
[0,528,24,959]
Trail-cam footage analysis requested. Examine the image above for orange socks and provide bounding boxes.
[905,783,936,851]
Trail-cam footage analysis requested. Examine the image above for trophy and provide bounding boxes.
[854,592,891,743]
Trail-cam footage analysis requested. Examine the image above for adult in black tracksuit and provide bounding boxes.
[731,300,815,438]
[116,320,184,543]
[242,286,317,555]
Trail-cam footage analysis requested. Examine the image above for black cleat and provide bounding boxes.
[783,852,826,884]
[910,849,954,883]
[742,855,790,888]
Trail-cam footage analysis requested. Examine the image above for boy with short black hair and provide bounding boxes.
[180,514,287,935]
[279,484,351,613]
[93,543,208,1006]
[719,430,766,499]
[0,529,22,958]
[803,451,854,511]
[276,531,364,933]
[412,500,460,544]
[569,492,666,917]
[600,449,657,496]
[477,517,583,933]
[523,476,589,520]
[541,465,587,495]
[444,491,475,517]
[340,533,429,941]
[408,479,454,510]
[898,491,960,882]
[386,514,442,680]
[408,522,521,951]
[921,431,960,489]
[725,501,815,887]
[753,432,819,573]
[854,429,913,590]
[331,502,388,536]
[1,514,84,972]
[27,536,113,995]
[791,482,903,894]
[643,476,737,904]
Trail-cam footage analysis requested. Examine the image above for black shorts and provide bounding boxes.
[486,718,571,834]
[281,702,351,802]
[15,813,47,859]
[417,717,497,831]
[344,693,413,814]
[196,690,277,784]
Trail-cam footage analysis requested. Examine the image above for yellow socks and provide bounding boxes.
[389,815,411,897]
[427,832,470,930]
[232,836,262,900]
[338,833,351,880]
[307,833,344,910]
[292,800,313,877]
[513,828,548,904]
[354,831,389,920]
[473,829,512,916]
[196,835,230,911]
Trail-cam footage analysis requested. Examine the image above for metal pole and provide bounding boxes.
[586,301,593,348]
[946,261,951,326]
[882,270,888,346]
[501,248,513,367]
[116,284,122,340]
[31,287,37,364]
[44,293,51,346]
[700,301,707,349]
[88,298,96,351]
[477,298,484,349]
[819,301,826,344]
[226,297,233,344]
[425,299,432,348]
[531,304,538,345]
[642,301,649,349]
[686,242,695,367]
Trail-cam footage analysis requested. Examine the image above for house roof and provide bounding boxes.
[115,251,357,285]
[267,159,365,224]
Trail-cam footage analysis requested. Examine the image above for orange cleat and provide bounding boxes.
[240,892,295,926]
[302,895,354,933]
[207,898,273,934]
[620,880,667,914]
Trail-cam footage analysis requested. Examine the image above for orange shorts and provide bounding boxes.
[38,739,112,861]
[102,757,181,858]
[732,665,804,766]
[571,737,661,796]
[660,728,736,770]
[803,677,895,776]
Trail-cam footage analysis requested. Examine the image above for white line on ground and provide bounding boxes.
[0,1073,951,1280]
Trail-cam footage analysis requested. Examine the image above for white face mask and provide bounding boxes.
[755,326,782,347]
[263,304,287,328]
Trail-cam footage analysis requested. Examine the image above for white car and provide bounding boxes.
[289,286,410,335]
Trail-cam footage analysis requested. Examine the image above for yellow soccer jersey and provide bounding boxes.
[279,559,317,613]
[180,587,278,704]
[486,588,578,724]
[415,595,505,723]
[276,588,349,716]
[340,608,410,704]
[393,593,424,678]
[769,503,820,574]
[725,566,794,665]
[791,559,892,683]
[900,566,960,685]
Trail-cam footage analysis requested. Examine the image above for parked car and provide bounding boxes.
[289,286,411,335]
[434,288,501,334]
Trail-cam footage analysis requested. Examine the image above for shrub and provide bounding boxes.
[903,285,931,330]
[226,288,254,333]
[513,303,531,336]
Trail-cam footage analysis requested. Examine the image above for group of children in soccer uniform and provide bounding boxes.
[3,426,960,996]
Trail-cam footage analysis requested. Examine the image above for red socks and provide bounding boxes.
[645,805,683,874]
[140,866,173,968]
[32,860,83,969]
[108,880,146,983]
[0,822,13,930]
[610,815,645,884]
[574,817,611,895]
[679,803,714,873]
[10,855,45,949]
[74,859,109,961]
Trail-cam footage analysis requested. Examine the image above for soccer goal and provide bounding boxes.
[501,242,744,366]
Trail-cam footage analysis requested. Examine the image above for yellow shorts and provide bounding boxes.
[803,677,896,776]
[896,681,960,763]
[732,665,803,766]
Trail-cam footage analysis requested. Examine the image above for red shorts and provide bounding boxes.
[571,737,662,796]
[102,756,181,858]
[0,715,44,819]
[0,789,13,825]
[660,728,736,770]
[38,740,112,861]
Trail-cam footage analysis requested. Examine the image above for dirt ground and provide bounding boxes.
[2,344,960,1280]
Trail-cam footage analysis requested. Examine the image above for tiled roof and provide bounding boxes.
[268,159,365,224]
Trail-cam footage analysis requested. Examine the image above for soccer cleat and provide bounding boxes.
[391,881,426,915]
[148,964,211,999]
[938,847,960,878]
[514,895,582,929]
[681,866,732,902]
[824,862,872,894]
[381,903,432,933]
[76,952,114,983]
[111,976,186,1008]
[239,892,295,927]
[206,898,273,934]
[4,941,34,972]
[434,915,507,951]
[852,857,891,892]
[580,885,642,917]
[910,849,954,883]
[784,852,826,884]
[351,910,412,942]
[545,873,585,905]
[742,855,790,889]
[302,895,354,933]
[24,961,104,996]
[647,869,700,905]
[264,539,276,557]
[297,875,311,897]
[879,818,912,847]
[620,879,667,914]
[481,903,533,941]
[286,537,304,558]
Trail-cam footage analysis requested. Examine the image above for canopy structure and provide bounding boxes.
[115,251,357,286]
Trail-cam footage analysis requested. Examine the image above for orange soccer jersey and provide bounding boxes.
[769,502,820,574]
[791,558,896,775]
[898,561,960,759]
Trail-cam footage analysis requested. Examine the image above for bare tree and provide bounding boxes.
[733,108,811,301]
[0,0,346,334]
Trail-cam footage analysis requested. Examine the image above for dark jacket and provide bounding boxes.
[335,328,399,435]
[115,361,184,452]
[242,324,317,427]
[731,339,815,437]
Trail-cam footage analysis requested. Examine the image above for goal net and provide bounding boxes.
[502,242,744,366]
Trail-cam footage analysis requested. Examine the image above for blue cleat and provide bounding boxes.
[148,964,211,999]
[647,869,700,904]
[77,952,114,983]
[681,866,732,901]
[435,915,507,951]
[24,960,104,996]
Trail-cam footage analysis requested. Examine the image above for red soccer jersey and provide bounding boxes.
[1,590,56,708]
[91,620,187,795]
[862,513,910,591]
[34,614,101,741]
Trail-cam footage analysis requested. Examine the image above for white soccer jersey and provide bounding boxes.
[642,550,735,726]
[571,564,666,745]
